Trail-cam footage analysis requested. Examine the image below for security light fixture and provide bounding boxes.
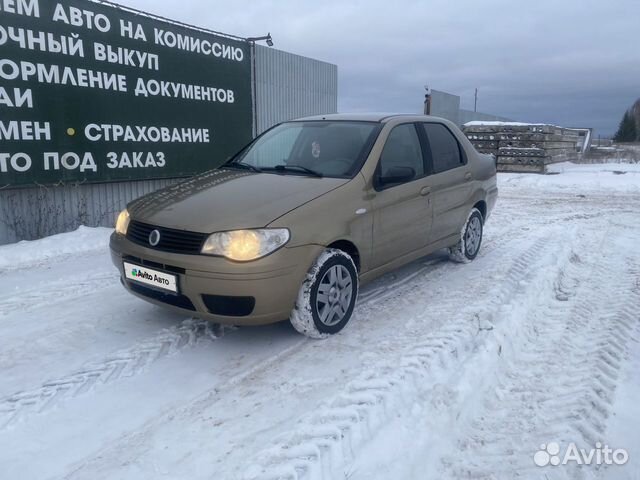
[247,33,273,47]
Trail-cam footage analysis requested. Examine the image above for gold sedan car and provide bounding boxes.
[110,114,497,337]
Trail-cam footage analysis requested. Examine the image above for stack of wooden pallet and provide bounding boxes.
[462,122,581,172]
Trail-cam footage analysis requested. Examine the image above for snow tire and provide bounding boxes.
[290,248,358,338]
[449,207,484,263]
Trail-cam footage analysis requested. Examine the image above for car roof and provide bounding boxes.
[293,113,450,123]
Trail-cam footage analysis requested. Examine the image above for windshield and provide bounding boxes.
[228,121,380,178]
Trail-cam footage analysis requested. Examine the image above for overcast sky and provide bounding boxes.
[125,0,639,136]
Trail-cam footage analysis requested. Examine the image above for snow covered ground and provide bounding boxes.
[0,162,638,480]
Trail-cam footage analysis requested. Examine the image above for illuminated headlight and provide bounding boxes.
[201,229,290,261]
[115,209,130,235]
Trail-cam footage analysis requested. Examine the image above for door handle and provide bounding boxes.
[464,172,473,182]
[420,186,431,196]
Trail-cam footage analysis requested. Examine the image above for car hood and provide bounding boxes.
[128,168,349,232]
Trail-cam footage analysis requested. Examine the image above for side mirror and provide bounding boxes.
[379,166,415,186]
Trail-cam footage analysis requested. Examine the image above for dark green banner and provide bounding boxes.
[0,0,253,187]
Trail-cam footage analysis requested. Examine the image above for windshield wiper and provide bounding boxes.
[225,161,262,173]
[270,164,323,178]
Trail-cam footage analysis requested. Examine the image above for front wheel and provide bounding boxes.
[290,248,358,338]
[449,208,483,263]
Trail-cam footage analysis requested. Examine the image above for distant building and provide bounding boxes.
[424,89,511,125]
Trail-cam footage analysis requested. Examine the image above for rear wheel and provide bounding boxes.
[290,249,358,338]
[449,207,483,263]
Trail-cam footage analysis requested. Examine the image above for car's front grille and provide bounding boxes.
[128,282,196,311]
[126,220,207,255]
[122,255,185,274]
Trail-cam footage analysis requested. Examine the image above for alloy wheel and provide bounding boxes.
[315,264,354,327]
[465,215,482,257]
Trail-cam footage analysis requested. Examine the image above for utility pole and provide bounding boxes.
[424,85,431,115]
[245,34,274,137]
[474,88,478,113]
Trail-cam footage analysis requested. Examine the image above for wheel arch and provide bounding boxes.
[472,199,487,221]
[327,239,361,272]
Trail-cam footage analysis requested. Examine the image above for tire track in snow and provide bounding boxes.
[0,249,448,430]
[0,318,221,429]
[441,249,640,479]
[0,272,119,317]
[51,230,547,479]
[240,233,562,480]
[0,249,446,429]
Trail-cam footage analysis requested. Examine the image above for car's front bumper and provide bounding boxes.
[110,232,323,325]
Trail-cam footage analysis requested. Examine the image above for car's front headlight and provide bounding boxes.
[201,228,290,261]
[115,209,130,235]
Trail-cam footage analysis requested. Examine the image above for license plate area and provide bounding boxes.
[124,261,178,293]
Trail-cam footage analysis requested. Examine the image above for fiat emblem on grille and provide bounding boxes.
[148,229,161,247]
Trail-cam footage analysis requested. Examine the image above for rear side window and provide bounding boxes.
[379,124,425,181]
[422,123,463,173]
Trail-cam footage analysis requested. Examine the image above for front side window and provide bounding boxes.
[378,124,425,183]
[422,123,463,173]
[229,121,380,178]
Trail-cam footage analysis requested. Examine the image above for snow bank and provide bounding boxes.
[546,161,640,174]
[500,162,640,193]
[464,120,558,127]
[0,226,112,271]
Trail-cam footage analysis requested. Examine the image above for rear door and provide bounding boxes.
[420,123,474,242]
[370,123,434,268]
